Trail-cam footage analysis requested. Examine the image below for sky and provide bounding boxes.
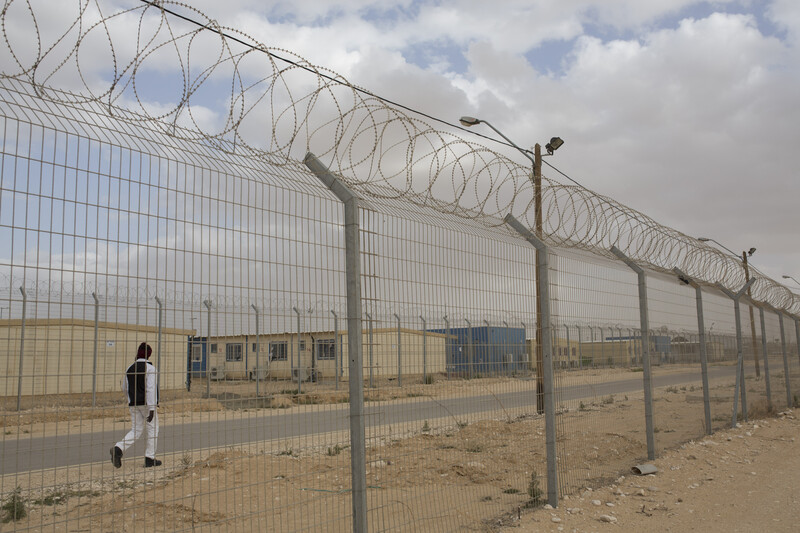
[0,0,798,306]
[167,0,798,285]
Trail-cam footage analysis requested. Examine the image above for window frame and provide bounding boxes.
[226,343,243,362]
[316,339,336,360]
[270,341,288,361]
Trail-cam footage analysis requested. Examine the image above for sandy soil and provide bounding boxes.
[508,411,799,532]
[1,363,797,531]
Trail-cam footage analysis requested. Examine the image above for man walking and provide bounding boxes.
[110,342,161,468]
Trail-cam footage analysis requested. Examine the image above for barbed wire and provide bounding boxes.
[0,0,797,314]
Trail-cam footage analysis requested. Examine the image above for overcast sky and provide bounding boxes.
[165,0,798,287]
[0,0,797,299]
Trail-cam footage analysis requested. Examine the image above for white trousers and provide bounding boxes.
[116,405,159,459]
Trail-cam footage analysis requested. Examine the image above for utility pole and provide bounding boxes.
[533,143,544,414]
[742,251,761,377]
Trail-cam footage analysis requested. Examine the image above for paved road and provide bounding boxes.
[1,365,739,474]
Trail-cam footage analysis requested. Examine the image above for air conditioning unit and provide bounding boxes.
[250,367,269,381]
[209,366,226,381]
[291,367,311,382]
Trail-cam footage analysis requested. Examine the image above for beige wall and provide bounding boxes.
[343,328,447,378]
[1,319,193,396]
[206,328,448,381]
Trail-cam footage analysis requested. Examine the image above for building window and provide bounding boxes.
[226,343,243,362]
[299,340,306,351]
[252,343,258,353]
[317,339,336,360]
[191,345,202,362]
[270,341,288,361]
[210,343,217,353]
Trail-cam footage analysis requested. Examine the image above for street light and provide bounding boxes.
[459,115,564,414]
[782,275,800,287]
[697,236,761,377]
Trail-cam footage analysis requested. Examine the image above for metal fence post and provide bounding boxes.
[610,246,655,460]
[17,287,27,411]
[465,318,473,380]
[599,326,606,366]
[252,304,260,396]
[484,319,491,375]
[576,325,583,369]
[445,315,451,379]
[673,268,711,435]
[777,310,792,408]
[92,292,100,408]
[502,320,509,374]
[394,313,402,387]
[366,312,373,388]
[504,214,558,507]
[294,307,302,394]
[305,152,367,533]
[795,316,800,367]
[715,280,756,427]
[588,325,595,367]
[420,316,427,383]
[521,321,527,372]
[204,299,212,398]
[757,306,772,408]
[155,296,163,393]
[331,310,339,391]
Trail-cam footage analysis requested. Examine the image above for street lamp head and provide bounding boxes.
[697,237,710,242]
[545,137,564,155]
[747,247,756,257]
[783,275,791,279]
[459,116,481,127]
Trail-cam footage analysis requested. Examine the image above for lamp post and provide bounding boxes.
[782,275,800,287]
[698,237,761,377]
[459,116,563,414]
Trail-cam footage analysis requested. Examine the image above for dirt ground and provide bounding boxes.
[1,363,798,531]
[509,411,800,532]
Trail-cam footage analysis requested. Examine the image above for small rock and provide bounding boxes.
[592,500,602,506]
[543,504,553,510]
[598,515,617,523]
[736,423,742,428]
[647,486,659,492]
[606,502,615,507]
[551,516,562,523]
[636,489,645,496]
[750,472,757,476]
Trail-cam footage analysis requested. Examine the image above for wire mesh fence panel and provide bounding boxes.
[548,248,649,495]
[0,78,364,531]
[1,2,800,531]
[356,206,546,531]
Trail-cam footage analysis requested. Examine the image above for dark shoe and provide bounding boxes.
[110,446,122,469]
[144,457,162,467]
